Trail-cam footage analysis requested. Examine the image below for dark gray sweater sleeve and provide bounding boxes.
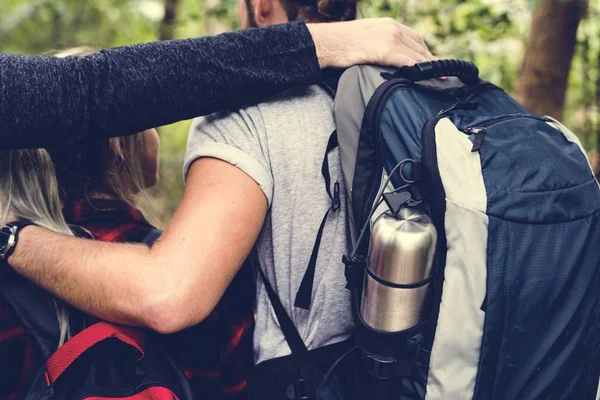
[0,21,320,149]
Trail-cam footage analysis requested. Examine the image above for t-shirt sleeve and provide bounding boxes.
[183,107,274,206]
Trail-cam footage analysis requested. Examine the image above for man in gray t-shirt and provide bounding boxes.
[184,84,353,364]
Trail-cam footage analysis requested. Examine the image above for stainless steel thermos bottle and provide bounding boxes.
[360,207,437,332]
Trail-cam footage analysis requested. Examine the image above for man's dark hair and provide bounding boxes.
[245,0,359,27]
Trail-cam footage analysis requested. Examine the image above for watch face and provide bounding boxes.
[0,230,11,254]
[0,226,17,258]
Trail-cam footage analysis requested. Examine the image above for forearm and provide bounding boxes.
[8,226,174,330]
[7,159,263,335]
[0,21,320,149]
[0,19,434,149]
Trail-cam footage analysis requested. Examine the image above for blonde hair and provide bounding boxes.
[50,47,158,226]
[0,149,73,346]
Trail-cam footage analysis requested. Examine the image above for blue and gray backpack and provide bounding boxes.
[334,60,600,399]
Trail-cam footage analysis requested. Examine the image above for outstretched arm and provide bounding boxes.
[8,158,267,334]
[0,18,431,149]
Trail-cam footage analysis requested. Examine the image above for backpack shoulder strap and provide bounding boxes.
[45,322,145,386]
[0,270,62,359]
[291,78,344,312]
[252,250,307,355]
[293,131,339,310]
[142,228,162,246]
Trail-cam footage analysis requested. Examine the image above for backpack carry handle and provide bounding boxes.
[45,322,145,386]
[388,59,479,83]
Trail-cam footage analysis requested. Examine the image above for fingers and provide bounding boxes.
[396,23,431,56]
[309,18,437,69]
[392,22,434,62]
[377,20,434,67]
[381,44,424,68]
[398,35,433,63]
[380,53,418,69]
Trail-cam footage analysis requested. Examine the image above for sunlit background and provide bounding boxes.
[1,0,598,224]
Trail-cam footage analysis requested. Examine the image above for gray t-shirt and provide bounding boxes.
[184,85,353,364]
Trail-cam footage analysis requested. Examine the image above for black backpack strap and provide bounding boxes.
[142,228,162,246]
[0,269,62,359]
[257,80,340,353]
[294,131,340,310]
[45,322,146,385]
[254,254,307,354]
[320,69,343,95]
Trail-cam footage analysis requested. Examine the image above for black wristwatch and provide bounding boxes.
[0,220,35,260]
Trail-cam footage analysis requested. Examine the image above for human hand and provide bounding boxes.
[307,18,434,69]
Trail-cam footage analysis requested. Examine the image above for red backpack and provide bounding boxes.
[0,269,193,400]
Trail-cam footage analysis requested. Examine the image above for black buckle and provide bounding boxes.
[382,191,412,214]
[332,181,341,211]
[286,378,309,400]
[361,345,421,380]
[382,182,425,215]
[363,354,395,380]
[342,255,366,290]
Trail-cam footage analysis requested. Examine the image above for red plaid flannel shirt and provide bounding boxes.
[0,298,41,400]
[0,199,254,400]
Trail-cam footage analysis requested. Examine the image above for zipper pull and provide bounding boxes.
[464,126,485,135]
[470,128,487,152]
[332,181,341,211]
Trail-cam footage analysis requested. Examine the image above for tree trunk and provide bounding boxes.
[515,0,587,120]
[159,0,181,41]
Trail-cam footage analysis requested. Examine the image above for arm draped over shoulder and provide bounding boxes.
[0,21,320,149]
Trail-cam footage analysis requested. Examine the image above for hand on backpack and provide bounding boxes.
[308,18,434,69]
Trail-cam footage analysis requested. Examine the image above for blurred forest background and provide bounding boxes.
[1,0,599,224]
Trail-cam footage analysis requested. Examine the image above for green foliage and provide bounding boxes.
[361,0,529,92]
[1,0,599,222]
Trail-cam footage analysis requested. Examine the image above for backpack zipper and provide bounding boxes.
[462,114,547,130]
[464,127,487,152]
[372,83,500,183]
[461,114,549,152]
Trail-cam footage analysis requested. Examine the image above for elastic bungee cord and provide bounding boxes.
[350,158,418,257]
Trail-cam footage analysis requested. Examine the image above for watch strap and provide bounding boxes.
[2,219,35,260]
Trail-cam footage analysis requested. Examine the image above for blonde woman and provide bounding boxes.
[0,119,252,400]
[0,46,254,399]
[0,150,193,400]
